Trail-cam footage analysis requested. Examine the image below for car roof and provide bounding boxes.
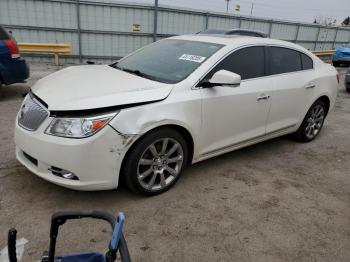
[170,34,312,55]
[197,29,268,38]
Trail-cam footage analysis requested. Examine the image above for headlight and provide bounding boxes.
[45,112,118,138]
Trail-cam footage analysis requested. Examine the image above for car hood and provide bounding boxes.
[31,65,173,111]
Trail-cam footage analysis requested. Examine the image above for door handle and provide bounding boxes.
[305,84,315,89]
[257,94,270,101]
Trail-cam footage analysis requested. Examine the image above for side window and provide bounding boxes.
[205,46,265,81]
[268,47,302,75]
[301,53,313,70]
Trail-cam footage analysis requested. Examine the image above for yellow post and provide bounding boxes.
[54,53,59,66]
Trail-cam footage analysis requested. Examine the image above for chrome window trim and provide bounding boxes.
[192,43,316,90]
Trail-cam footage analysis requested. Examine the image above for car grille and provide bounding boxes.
[18,94,49,131]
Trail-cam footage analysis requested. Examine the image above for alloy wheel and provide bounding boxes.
[305,104,325,139]
[137,138,184,191]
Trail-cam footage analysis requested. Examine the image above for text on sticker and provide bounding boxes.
[179,54,206,63]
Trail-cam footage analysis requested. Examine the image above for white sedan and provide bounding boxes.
[15,33,338,195]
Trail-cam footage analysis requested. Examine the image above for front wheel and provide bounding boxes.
[293,100,326,142]
[123,128,188,196]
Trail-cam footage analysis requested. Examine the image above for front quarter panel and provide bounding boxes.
[109,82,202,156]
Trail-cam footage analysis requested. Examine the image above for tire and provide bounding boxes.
[293,100,326,142]
[347,87,350,93]
[123,127,188,196]
[332,61,339,67]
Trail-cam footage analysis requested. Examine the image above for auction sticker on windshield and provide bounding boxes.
[179,54,206,63]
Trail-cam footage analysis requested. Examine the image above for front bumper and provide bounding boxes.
[15,117,136,191]
[332,58,350,63]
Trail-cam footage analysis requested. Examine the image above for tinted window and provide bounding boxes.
[205,46,265,81]
[268,47,302,75]
[301,53,313,70]
[0,27,10,40]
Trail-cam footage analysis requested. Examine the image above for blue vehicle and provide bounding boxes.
[8,211,131,262]
[0,26,29,87]
[332,46,350,67]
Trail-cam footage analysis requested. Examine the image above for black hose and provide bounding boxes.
[8,228,17,262]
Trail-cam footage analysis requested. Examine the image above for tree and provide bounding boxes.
[313,16,337,26]
[341,17,350,26]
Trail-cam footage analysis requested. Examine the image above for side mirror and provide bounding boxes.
[202,70,241,88]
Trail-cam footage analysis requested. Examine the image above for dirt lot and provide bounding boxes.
[0,64,350,262]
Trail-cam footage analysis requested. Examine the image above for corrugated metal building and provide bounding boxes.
[1,0,349,64]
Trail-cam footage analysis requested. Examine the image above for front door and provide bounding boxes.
[198,46,272,157]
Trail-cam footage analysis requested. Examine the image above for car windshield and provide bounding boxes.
[114,39,223,84]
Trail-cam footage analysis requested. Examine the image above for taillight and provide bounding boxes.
[4,39,20,59]
[336,73,340,84]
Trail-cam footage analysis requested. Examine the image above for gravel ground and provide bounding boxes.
[0,63,349,262]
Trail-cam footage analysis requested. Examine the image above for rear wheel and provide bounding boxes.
[123,128,188,196]
[293,100,326,142]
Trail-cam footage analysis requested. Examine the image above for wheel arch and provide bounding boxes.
[0,63,7,85]
[315,95,331,116]
[296,94,331,131]
[119,124,195,182]
[0,72,4,86]
[293,94,331,142]
[305,94,331,118]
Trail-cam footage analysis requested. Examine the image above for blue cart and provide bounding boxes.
[8,211,131,262]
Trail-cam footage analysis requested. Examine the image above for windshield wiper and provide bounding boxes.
[109,62,121,69]
[110,63,162,82]
[119,67,158,81]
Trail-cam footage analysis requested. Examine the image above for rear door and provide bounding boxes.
[199,46,273,156]
[265,46,315,133]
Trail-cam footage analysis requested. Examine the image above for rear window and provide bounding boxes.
[268,46,302,75]
[0,27,10,40]
[301,53,313,70]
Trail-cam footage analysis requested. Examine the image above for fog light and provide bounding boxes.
[49,166,79,180]
[62,172,77,180]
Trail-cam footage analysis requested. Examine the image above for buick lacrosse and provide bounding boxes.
[15,33,338,195]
